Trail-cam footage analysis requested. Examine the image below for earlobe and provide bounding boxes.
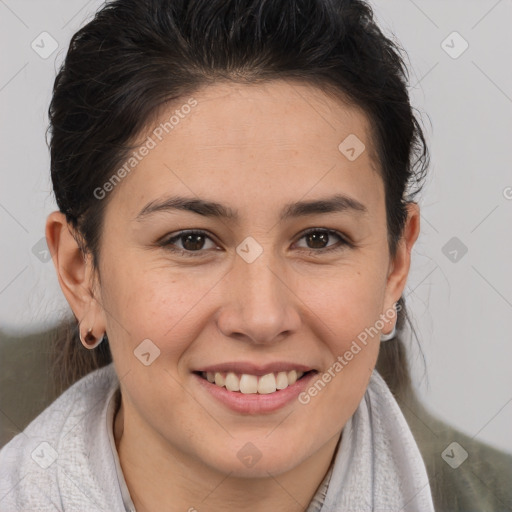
[45,211,102,326]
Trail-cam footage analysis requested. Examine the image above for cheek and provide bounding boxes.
[298,264,386,341]
[298,264,385,405]
[100,256,218,358]
[303,279,384,422]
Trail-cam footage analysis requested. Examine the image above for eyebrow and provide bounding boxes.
[135,193,368,222]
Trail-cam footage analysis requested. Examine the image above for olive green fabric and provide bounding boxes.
[1,327,511,511]
[400,393,512,512]
[0,328,59,448]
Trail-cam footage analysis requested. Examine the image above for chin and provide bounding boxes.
[199,437,310,478]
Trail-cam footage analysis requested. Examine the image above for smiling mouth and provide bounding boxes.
[194,370,316,394]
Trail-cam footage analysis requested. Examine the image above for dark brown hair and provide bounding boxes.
[47,0,429,398]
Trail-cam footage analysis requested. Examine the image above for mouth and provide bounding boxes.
[193,369,316,395]
[192,361,320,413]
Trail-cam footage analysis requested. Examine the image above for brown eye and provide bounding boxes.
[305,231,330,249]
[179,233,207,251]
[295,229,350,253]
[159,230,217,256]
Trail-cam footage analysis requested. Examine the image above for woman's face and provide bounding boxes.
[90,80,417,476]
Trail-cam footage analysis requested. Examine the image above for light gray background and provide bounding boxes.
[1,0,511,453]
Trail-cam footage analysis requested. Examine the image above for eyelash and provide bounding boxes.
[158,228,352,258]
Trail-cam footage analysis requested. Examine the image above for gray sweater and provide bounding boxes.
[1,358,510,511]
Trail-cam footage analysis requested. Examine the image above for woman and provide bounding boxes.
[0,0,436,510]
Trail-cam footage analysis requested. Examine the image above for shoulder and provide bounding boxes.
[398,392,512,512]
[0,363,119,511]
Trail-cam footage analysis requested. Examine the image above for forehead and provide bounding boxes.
[167,80,377,158]
[112,79,384,222]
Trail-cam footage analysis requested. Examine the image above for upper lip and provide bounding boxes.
[195,362,315,376]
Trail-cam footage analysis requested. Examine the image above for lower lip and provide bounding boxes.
[193,371,317,414]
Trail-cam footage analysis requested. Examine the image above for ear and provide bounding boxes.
[382,202,420,328]
[45,211,106,337]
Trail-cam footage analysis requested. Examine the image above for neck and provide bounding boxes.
[114,397,341,512]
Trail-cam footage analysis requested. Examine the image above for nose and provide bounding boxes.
[215,250,301,345]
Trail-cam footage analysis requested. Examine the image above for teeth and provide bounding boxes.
[214,372,225,387]
[239,374,258,394]
[202,370,306,394]
[258,373,276,394]
[225,372,240,392]
[276,371,288,390]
